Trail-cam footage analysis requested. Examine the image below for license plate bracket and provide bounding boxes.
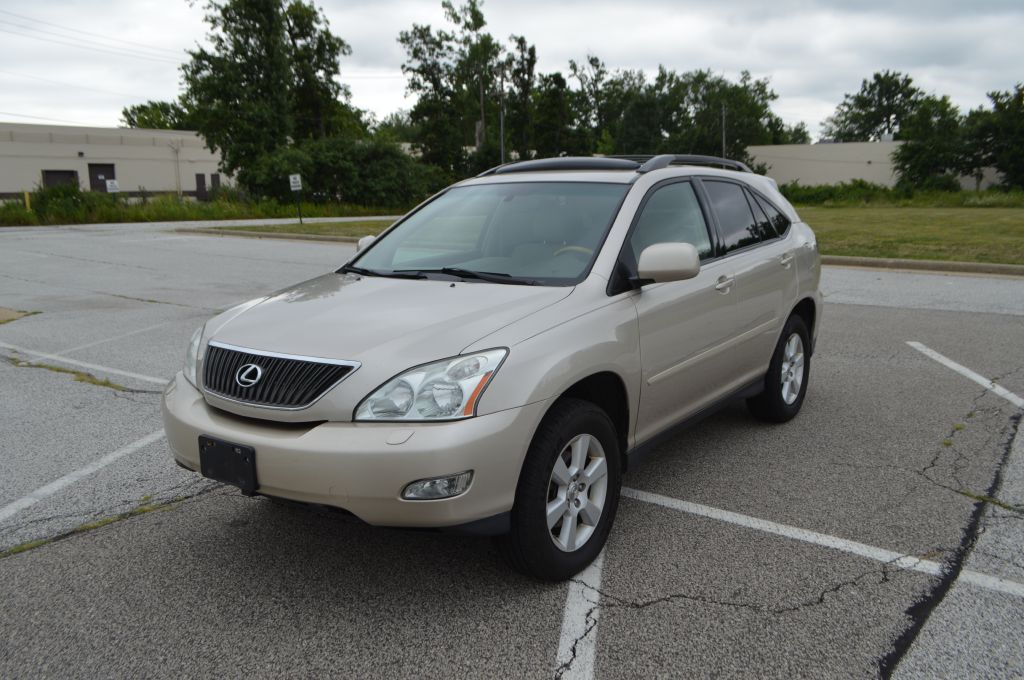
[199,435,257,495]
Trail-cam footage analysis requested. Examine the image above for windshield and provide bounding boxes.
[350,182,629,285]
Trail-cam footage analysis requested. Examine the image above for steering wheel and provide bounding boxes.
[553,245,594,258]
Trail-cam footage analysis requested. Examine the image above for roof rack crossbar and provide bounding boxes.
[634,154,752,174]
[478,157,641,177]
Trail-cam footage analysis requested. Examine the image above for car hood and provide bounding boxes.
[209,272,573,365]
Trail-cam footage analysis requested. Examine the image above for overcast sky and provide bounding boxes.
[1,0,1022,139]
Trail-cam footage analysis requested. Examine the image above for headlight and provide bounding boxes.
[355,349,507,421]
[183,325,205,387]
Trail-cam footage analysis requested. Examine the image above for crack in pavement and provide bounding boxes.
[879,411,1022,678]
[0,272,216,311]
[0,484,227,559]
[553,556,932,679]
[0,477,219,537]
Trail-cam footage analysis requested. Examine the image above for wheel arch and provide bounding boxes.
[552,371,630,466]
[791,297,817,355]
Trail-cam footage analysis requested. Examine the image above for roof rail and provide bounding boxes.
[478,156,641,177]
[629,154,753,174]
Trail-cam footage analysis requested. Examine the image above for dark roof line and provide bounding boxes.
[477,154,751,177]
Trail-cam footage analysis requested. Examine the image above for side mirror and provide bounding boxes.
[636,242,701,284]
[356,235,376,252]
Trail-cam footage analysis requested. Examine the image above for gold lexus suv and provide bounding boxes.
[163,155,821,580]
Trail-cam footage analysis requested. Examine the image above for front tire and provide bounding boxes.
[498,398,621,581]
[747,314,810,423]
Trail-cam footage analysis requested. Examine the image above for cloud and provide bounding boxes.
[1,0,1021,138]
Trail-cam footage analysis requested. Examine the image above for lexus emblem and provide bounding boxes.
[235,364,263,388]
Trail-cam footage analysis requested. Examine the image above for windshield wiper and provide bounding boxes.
[340,264,426,279]
[399,267,538,285]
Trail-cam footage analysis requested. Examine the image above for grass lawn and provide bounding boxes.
[217,209,1024,266]
[218,219,395,237]
[800,207,1024,265]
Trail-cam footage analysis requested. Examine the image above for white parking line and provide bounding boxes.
[0,430,165,524]
[623,487,1024,599]
[38,321,176,360]
[0,341,167,385]
[555,550,604,679]
[907,341,1024,409]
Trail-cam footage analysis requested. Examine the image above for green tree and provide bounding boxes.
[374,110,419,143]
[987,84,1024,189]
[532,72,586,157]
[568,54,608,151]
[892,95,963,189]
[503,34,537,160]
[399,1,511,172]
[659,70,785,165]
[398,20,463,171]
[120,100,194,129]
[768,117,810,145]
[958,107,995,191]
[822,70,923,141]
[181,0,363,191]
[283,1,358,140]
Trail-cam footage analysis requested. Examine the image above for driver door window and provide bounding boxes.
[628,181,713,267]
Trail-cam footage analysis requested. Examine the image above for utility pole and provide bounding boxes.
[721,103,726,158]
[168,140,182,198]
[476,68,486,150]
[499,70,506,164]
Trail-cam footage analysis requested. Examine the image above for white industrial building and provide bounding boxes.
[747,141,999,189]
[0,122,229,199]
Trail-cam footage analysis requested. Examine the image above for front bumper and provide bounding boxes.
[162,373,547,529]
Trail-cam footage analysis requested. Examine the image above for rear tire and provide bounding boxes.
[747,314,810,423]
[497,398,621,581]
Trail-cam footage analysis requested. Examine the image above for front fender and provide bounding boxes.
[469,293,642,448]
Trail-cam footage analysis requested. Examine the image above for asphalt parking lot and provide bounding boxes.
[1,220,1022,679]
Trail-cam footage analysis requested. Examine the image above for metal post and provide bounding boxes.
[499,72,506,164]
[296,187,303,225]
[169,140,182,198]
[721,103,726,158]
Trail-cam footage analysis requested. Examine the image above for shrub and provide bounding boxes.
[0,200,38,226]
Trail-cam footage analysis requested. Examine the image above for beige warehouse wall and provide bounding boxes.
[747,142,901,187]
[748,141,1000,190]
[0,123,230,195]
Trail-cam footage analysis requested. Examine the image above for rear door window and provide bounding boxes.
[703,180,765,254]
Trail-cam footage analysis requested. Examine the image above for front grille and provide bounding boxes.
[202,342,357,409]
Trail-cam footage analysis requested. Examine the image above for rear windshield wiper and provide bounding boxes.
[339,264,426,279]
[399,267,538,285]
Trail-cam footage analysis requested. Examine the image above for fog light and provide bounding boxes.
[402,471,473,500]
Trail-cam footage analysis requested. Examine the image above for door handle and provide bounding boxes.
[779,252,794,267]
[714,276,734,293]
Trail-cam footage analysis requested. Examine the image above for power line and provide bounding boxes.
[0,27,180,64]
[0,8,184,57]
[0,21,182,64]
[0,69,149,100]
[0,111,100,126]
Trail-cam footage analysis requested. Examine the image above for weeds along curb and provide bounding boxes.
[821,255,1024,277]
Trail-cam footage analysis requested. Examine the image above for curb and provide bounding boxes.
[821,255,1024,277]
[184,228,364,243]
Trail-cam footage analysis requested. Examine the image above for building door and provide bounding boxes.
[195,173,207,200]
[41,170,79,188]
[88,164,115,192]
[211,173,221,191]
